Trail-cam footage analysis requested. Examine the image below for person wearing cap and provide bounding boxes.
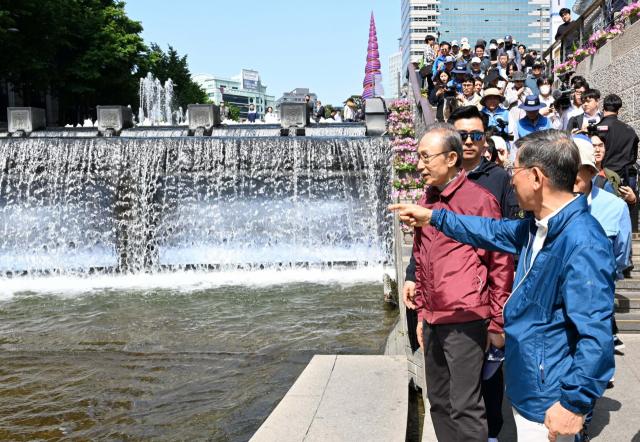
[572,134,630,442]
[481,88,513,135]
[450,40,460,59]
[488,42,499,66]
[432,41,452,78]
[513,96,551,143]
[390,129,616,442]
[471,45,492,73]
[506,71,534,122]
[497,39,505,50]
[457,42,473,64]
[469,57,485,78]
[524,61,544,96]
[449,63,470,93]
[483,68,508,95]
[498,35,523,70]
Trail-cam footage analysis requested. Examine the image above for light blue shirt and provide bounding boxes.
[588,185,632,280]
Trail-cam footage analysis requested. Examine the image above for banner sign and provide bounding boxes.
[242,70,259,90]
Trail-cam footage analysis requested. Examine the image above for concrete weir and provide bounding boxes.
[249,355,408,442]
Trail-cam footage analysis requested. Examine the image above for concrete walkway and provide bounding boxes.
[250,355,408,442]
[422,334,640,442]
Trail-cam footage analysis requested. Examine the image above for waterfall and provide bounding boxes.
[0,136,393,276]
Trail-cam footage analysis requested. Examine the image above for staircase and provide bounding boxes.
[615,234,640,332]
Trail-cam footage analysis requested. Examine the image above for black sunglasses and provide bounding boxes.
[458,131,484,141]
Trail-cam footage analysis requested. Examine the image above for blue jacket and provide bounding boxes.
[447,78,463,93]
[432,54,447,77]
[588,185,631,280]
[247,111,258,122]
[482,107,511,131]
[430,195,615,423]
[515,115,551,140]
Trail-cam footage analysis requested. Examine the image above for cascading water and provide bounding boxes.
[138,73,175,126]
[0,136,392,276]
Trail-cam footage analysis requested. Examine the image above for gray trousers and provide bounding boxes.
[422,319,489,442]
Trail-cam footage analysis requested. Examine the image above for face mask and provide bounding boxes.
[540,85,551,95]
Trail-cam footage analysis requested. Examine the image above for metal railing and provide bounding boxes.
[543,0,633,74]
[406,66,435,141]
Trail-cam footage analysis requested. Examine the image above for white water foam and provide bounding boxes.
[0,266,395,300]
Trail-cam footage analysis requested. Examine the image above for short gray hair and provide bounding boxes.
[517,129,580,192]
[424,122,463,167]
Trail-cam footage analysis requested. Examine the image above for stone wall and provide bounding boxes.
[575,20,640,133]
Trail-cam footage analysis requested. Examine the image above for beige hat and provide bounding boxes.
[572,135,598,171]
[461,43,471,51]
[480,88,506,106]
[497,39,505,44]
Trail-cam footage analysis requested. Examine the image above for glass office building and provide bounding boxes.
[401,0,550,77]
[389,52,403,99]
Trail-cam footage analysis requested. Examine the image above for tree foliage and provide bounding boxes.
[146,43,208,110]
[229,105,240,122]
[343,95,363,109]
[0,0,206,125]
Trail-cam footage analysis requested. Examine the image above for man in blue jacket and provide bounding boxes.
[514,95,551,142]
[390,129,615,442]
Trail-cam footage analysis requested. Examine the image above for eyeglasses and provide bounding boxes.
[458,131,484,141]
[505,164,528,177]
[417,150,452,164]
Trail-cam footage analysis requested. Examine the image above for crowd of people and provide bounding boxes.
[393,27,640,442]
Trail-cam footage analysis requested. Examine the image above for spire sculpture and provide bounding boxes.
[362,12,383,102]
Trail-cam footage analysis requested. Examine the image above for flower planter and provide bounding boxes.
[403,231,414,245]
[398,170,421,180]
[630,14,639,24]
[399,197,417,205]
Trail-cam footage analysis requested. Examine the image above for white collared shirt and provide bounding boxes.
[530,196,578,269]
[566,104,584,120]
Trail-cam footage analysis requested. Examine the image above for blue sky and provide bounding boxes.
[124,0,578,106]
[125,0,401,107]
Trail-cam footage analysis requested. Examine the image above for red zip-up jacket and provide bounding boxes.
[414,172,514,333]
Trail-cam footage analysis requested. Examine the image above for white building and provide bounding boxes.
[388,52,403,100]
[400,0,551,78]
[275,88,318,113]
[192,70,276,120]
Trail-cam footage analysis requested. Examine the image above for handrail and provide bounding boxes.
[543,0,631,74]
[406,66,435,141]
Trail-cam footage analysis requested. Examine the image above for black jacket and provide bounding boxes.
[555,21,574,41]
[405,158,525,282]
[315,106,325,121]
[600,114,640,178]
[429,86,446,122]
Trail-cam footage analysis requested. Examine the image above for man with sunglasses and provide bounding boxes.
[391,130,615,442]
[403,106,523,441]
[400,121,514,442]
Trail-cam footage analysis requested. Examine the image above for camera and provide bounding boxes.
[444,86,457,100]
[555,73,575,110]
[494,118,514,142]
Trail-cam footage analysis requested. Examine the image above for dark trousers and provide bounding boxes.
[422,319,489,442]
[482,361,504,438]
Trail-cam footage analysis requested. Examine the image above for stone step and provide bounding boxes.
[615,293,640,311]
[249,355,408,442]
[615,279,640,290]
[615,312,640,332]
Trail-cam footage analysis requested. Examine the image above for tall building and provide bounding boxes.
[274,88,318,113]
[400,0,551,76]
[192,70,276,120]
[389,52,403,99]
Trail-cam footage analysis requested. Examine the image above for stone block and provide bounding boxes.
[280,102,310,128]
[188,104,220,135]
[612,19,640,62]
[365,97,388,136]
[618,88,635,123]
[7,107,46,133]
[633,85,640,123]
[96,106,134,135]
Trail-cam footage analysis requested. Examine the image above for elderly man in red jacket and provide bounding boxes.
[410,122,514,442]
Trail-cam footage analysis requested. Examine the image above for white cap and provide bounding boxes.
[471,57,482,64]
[489,43,498,51]
[461,38,469,44]
[573,135,598,171]
[497,39,505,44]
